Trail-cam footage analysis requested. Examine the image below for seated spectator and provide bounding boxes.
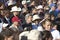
[0,2,5,10]
[36,5,44,19]
[3,9,11,25]
[9,16,23,40]
[50,14,55,23]
[32,15,43,31]
[10,6,21,23]
[44,13,50,20]
[55,13,60,31]
[22,14,32,31]
[42,19,52,31]
[49,5,57,17]
[31,8,38,15]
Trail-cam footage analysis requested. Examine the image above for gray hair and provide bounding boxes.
[25,14,32,21]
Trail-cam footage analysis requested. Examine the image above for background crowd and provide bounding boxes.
[0,0,60,40]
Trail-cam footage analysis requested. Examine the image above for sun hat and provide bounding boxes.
[32,15,40,21]
[10,6,21,12]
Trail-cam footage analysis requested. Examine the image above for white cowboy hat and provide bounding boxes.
[36,5,43,9]
[32,15,40,21]
[22,1,27,5]
[10,6,21,12]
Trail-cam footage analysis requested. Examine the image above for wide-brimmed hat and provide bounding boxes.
[32,15,41,21]
[10,6,21,12]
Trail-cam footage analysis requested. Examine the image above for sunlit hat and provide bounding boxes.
[32,15,40,21]
[10,6,21,12]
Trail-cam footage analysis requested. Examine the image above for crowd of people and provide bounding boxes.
[0,0,60,40]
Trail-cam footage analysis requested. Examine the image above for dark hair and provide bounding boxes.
[0,33,4,40]
[21,36,27,40]
[0,2,4,7]
[1,29,13,37]
[42,30,53,40]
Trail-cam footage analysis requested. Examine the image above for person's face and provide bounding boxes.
[13,11,19,16]
[32,9,37,14]
[46,38,53,40]
[5,13,10,18]
[7,36,13,40]
[27,16,32,23]
[44,14,50,19]
[31,1,35,5]
[51,6,56,11]
[58,5,60,10]
[13,21,19,26]
[0,10,5,17]
[57,13,60,18]
[0,4,4,9]
[43,21,51,31]
[51,16,55,21]
[4,36,13,40]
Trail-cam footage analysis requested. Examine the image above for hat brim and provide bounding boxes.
[10,9,21,12]
[32,18,41,21]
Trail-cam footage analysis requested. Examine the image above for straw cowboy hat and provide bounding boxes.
[10,6,21,12]
[32,15,40,21]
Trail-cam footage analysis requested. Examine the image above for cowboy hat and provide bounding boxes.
[10,6,21,12]
[32,15,40,21]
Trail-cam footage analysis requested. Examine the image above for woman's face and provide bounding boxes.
[43,21,51,31]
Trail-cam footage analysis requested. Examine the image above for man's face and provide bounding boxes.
[13,11,19,16]
[51,6,56,11]
[27,16,32,23]
[44,21,51,31]
[13,21,19,26]
[32,9,37,14]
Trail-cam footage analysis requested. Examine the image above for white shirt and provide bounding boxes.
[51,30,60,40]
